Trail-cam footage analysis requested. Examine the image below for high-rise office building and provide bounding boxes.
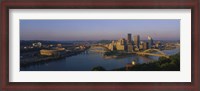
[127,33,133,52]
[127,33,132,45]
[127,44,133,52]
[155,41,162,49]
[134,35,140,48]
[148,36,153,48]
[143,42,149,50]
[116,38,126,51]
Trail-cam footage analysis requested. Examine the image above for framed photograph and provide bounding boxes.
[1,0,199,91]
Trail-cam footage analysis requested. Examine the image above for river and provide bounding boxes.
[20,48,180,71]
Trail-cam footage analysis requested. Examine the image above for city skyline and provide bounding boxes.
[20,20,180,41]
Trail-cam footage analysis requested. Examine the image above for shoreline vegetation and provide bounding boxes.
[92,52,180,71]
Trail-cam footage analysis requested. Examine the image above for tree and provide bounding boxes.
[92,66,106,71]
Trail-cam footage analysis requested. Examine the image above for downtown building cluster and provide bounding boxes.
[106,33,161,52]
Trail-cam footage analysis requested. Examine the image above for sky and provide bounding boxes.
[20,20,180,41]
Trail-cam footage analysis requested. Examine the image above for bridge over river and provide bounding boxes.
[90,44,110,53]
[135,49,169,58]
[90,44,169,58]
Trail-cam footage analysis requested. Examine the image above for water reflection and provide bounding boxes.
[21,48,179,71]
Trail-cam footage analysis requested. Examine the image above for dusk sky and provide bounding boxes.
[20,20,180,41]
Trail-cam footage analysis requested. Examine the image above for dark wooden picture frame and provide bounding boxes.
[0,0,199,91]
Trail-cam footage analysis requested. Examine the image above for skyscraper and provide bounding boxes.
[134,35,140,48]
[127,33,132,45]
[148,36,153,48]
[116,38,126,51]
[127,44,133,52]
[143,42,149,50]
[127,33,133,52]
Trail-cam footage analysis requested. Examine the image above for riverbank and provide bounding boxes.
[112,52,180,71]
[20,47,180,71]
[20,47,90,67]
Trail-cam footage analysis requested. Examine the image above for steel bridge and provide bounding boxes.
[136,49,169,58]
[90,44,110,52]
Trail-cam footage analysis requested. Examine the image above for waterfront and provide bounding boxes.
[20,47,179,71]
[20,20,181,71]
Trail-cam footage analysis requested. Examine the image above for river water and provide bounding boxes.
[20,48,180,71]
